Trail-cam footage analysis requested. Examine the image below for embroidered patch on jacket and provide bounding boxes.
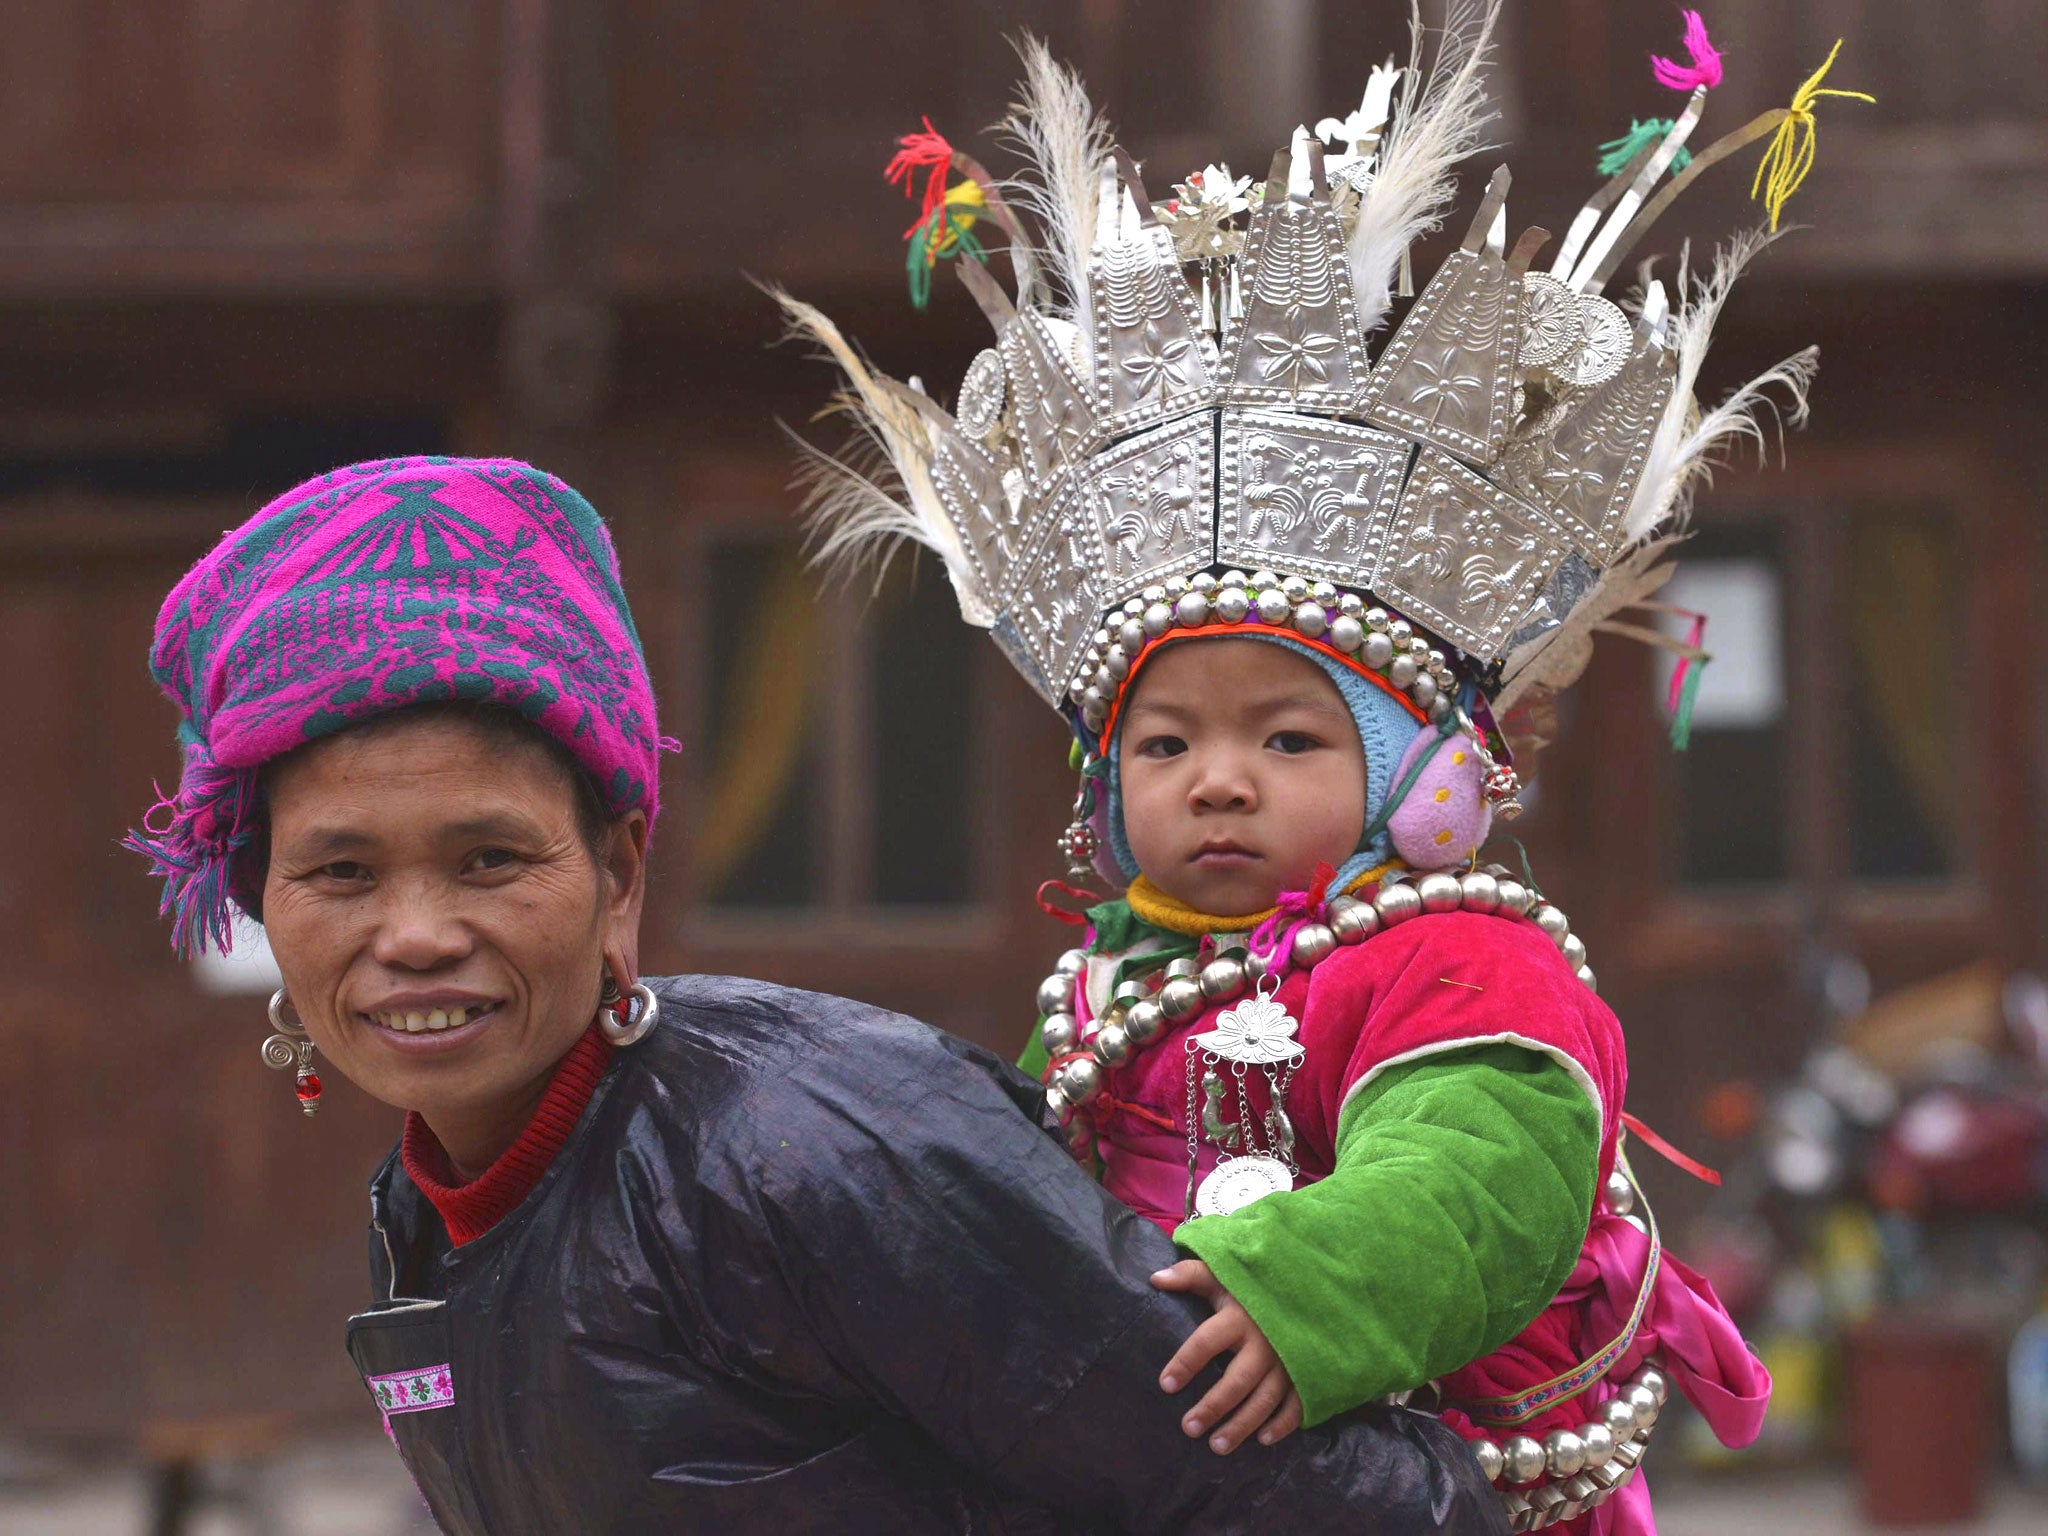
[369,1364,455,1419]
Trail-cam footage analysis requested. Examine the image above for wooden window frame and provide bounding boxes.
[1574,436,2024,980]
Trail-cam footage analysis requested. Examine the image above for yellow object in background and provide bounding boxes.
[1818,1204,1884,1328]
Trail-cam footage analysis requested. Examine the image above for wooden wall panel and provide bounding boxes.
[0,1,494,201]
[0,506,409,1437]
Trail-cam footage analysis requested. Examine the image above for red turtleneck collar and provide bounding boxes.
[401,1025,615,1246]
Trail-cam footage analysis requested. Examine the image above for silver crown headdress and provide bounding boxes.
[779,2,1835,764]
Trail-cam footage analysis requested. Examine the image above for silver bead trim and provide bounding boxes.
[1078,567,1459,739]
[1039,864,1590,1112]
[1463,1356,1670,1531]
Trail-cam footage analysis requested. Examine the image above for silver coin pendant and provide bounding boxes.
[1194,1155,1295,1217]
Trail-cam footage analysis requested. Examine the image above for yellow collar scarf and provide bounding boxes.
[1124,863,1402,939]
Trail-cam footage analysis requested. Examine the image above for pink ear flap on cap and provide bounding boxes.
[1387,728,1493,871]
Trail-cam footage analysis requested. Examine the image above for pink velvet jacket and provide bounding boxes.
[1075,909,1770,1535]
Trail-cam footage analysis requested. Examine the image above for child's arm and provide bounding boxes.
[1170,1042,1599,1429]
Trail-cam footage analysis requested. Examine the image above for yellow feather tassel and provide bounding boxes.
[1751,39,1875,230]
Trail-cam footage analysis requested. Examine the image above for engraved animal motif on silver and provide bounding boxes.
[1369,448,1572,658]
[1001,312,1100,493]
[1085,413,1217,600]
[1217,409,1411,586]
[926,419,1018,606]
[1201,1069,1243,1149]
[1008,480,1107,690]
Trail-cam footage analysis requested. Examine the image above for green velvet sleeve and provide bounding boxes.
[1174,1043,1599,1427]
[1018,1025,1050,1081]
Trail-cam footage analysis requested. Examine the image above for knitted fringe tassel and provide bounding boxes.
[122,753,257,957]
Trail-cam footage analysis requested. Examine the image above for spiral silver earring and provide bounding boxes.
[263,988,322,1116]
[598,982,660,1048]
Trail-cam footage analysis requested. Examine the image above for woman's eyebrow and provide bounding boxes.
[443,813,540,842]
[285,826,375,858]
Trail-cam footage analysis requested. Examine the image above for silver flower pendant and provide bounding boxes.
[1191,992,1302,1065]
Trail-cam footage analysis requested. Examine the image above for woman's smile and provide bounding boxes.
[360,996,506,1052]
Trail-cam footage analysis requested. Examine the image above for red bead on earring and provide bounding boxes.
[265,988,323,1117]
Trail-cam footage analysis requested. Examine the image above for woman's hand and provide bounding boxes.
[1151,1258,1304,1454]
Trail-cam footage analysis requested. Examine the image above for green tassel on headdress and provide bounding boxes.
[1669,655,1707,751]
[1596,119,1694,178]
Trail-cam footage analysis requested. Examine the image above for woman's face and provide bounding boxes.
[1118,638,1366,917]
[261,713,645,1159]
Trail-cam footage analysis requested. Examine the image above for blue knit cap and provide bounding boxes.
[1102,631,1427,893]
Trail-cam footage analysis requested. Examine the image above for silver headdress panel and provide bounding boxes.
[781,4,1818,747]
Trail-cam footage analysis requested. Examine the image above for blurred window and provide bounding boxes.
[694,537,975,911]
[871,555,974,904]
[1661,526,1791,885]
[695,539,825,907]
[1842,508,1961,881]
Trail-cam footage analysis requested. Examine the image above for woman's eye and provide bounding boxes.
[318,861,370,883]
[1137,735,1187,760]
[1268,731,1319,755]
[469,847,520,873]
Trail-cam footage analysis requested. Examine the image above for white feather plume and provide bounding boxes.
[1348,0,1502,336]
[1622,227,1818,543]
[767,285,994,626]
[997,36,1113,321]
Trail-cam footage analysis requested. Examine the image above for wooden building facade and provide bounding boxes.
[2,0,2043,1448]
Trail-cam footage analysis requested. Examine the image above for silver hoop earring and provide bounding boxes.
[263,988,323,1116]
[598,982,660,1048]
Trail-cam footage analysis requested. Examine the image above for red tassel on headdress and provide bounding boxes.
[1651,9,1724,92]
[885,115,957,236]
[885,115,988,308]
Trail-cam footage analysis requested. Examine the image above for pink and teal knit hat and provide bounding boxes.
[126,456,664,955]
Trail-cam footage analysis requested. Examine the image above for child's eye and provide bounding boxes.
[1268,731,1320,755]
[1136,735,1188,760]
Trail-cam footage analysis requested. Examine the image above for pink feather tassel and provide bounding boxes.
[1652,10,1725,93]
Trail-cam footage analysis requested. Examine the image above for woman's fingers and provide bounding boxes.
[1255,1386,1304,1447]
[1158,1310,1240,1394]
[1206,1365,1292,1454]
[1179,1337,1268,1440]
[1149,1258,1219,1298]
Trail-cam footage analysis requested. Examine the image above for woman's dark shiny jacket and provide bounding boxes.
[348,975,1508,1534]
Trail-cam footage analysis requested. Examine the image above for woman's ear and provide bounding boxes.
[600,810,648,982]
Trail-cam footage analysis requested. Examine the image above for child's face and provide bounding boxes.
[1118,638,1366,917]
